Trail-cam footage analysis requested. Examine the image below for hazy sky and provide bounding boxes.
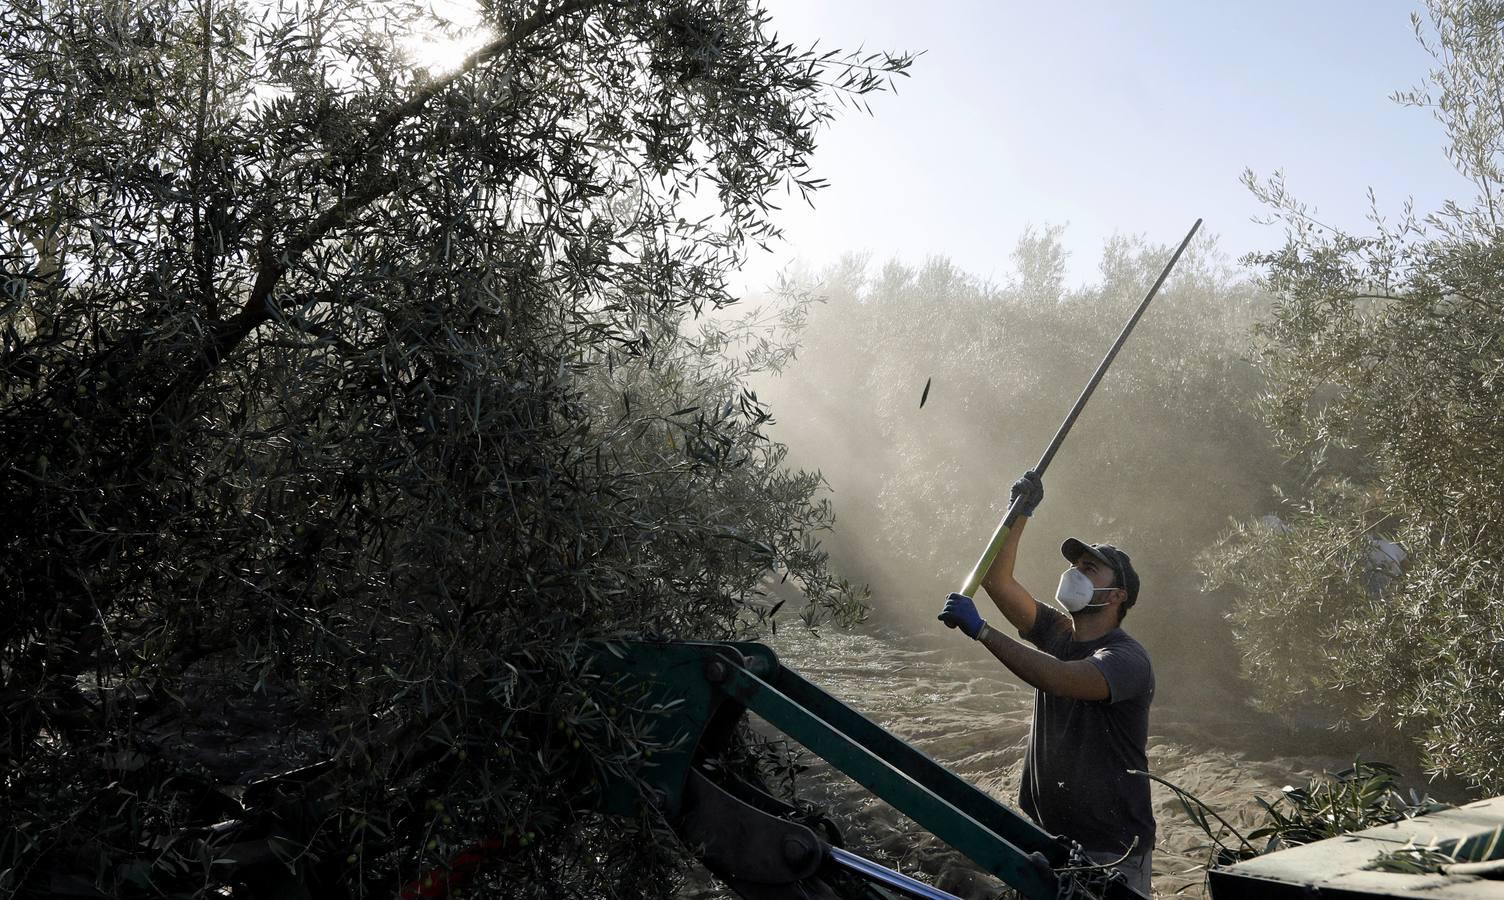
[739,1,1476,290]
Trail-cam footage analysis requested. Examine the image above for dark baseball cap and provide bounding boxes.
[1060,538,1140,605]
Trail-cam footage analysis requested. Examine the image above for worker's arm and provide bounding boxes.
[976,623,1110,701]
[937,594,1110,701]
[979,472,1045,634]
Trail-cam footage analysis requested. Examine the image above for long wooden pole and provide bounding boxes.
[957,218,1203,597]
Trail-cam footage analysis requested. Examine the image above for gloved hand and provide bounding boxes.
[938,592,986,639]
[1009,469,1044,517]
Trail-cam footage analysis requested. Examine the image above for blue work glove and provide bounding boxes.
[938,592,986,639]
[1010,469,1044,517]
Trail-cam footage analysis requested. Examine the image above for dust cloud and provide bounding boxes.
[753,233,1283,708]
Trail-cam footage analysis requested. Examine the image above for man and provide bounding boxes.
[938,471,1155,896]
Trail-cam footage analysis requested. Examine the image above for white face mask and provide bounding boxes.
[1055,567,1117,613]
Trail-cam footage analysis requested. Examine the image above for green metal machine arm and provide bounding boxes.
[707,644,1061,897]
[585,639,1146,900]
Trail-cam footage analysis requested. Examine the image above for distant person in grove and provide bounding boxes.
[938,470,1155,896]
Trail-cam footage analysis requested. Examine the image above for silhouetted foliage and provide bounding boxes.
[1203,0,1504,794]
[1147,759,1449,874]
[0,1,905,895]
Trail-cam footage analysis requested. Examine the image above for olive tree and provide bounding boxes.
[0,1,904,895]
[1202,0,1504,794]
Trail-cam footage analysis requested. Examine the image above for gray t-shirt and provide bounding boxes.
[1018,603,1155,856]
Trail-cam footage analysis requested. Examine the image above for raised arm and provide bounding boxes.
[979,471,1046,634]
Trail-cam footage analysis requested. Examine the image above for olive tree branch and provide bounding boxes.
[190,0,218,321]
[151,0,609,417]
